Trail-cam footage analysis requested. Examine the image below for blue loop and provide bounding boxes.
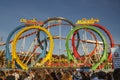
[6,25,47,68]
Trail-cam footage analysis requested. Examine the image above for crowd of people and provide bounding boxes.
[0,68,120,80]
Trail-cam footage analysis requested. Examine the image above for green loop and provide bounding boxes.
[65,26,108,70]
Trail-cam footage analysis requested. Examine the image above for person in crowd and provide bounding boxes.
[28,70,35,80]
[106,72,113,80]
[6,70,15,80]
[51,71,59,80]
[19,71,29,80]
[56,71,62,80]
[34,71,42,80]
[61,70,72,80]
[97,71,107,80]
[44,69,53,80]
[0,70,5,80]
[113,68,120,80]
[13,70,20,80]
[45,74,53,80]
[72,70,82,80]
[90,72,99,80]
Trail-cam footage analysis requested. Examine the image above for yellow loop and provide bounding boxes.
[12,26,54,70]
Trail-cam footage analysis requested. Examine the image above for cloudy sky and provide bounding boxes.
[0,0,120,45]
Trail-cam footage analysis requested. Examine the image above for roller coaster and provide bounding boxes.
[0,17,119,71]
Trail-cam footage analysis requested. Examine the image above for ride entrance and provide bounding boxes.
[1,17,115,71]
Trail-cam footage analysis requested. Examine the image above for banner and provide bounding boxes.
[111,47,120,69]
